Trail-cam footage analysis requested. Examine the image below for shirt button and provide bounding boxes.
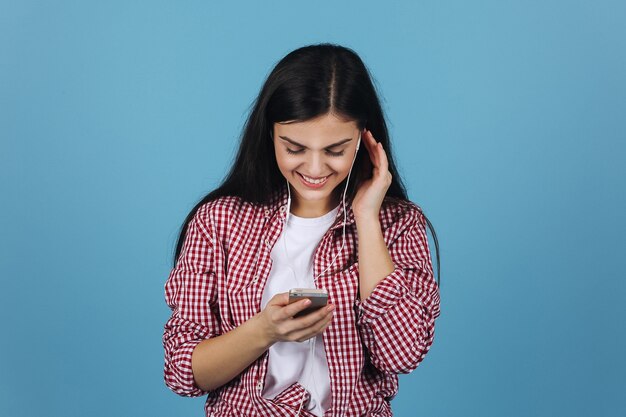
[252,275,259,283]
[265,238,270,247]
[264,209,270,217]
[279,205,286,213]
[257,381,263,391]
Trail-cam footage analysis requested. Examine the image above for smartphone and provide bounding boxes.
[289,288,328,318]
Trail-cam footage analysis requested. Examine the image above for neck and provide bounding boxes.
[289,191,341,218]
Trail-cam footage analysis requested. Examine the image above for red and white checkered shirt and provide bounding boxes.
[163,186,441,416]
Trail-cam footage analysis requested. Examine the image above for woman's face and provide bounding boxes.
[272,113,360,217]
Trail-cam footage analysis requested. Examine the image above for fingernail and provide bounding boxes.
[303,299,311,305]
[326,305,335,312]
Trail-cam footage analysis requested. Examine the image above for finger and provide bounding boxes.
[292,304,334,328]
[282,305,333,336]
[282,307,333,340]
[361,130,378,167]
[289,315,333,342]
[377,141,389,176]
[290,312,334,342]
[279,298,313,320]
[269,292,290,307]
[364,130,380,168]
[370,131,384,169]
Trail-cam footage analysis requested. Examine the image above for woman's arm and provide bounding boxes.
[164,210,335,395]
[190,314,270,391]
[163,215,220,397]
[354,205,441,374]
[355,214,395,300]
[191,293,334,392]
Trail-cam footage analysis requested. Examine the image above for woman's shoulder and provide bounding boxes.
[193,195,247,222]
[195,195,246,217]
[379,196,426,229]
[192,195,264,233]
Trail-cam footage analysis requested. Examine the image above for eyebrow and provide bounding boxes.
[278,135,353,149]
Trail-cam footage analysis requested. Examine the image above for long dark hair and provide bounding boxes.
[172,43,440,287]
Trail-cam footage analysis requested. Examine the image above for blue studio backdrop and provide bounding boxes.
[1,1,624,416]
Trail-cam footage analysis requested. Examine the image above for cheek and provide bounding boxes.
[275,152,297,174]
[333,158,353,175]
[273,148,287,166]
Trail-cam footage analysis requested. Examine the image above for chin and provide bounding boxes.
[294,187,332,200]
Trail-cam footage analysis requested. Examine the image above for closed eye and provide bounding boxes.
[286,148,345,157]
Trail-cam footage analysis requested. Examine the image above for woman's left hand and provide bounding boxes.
[351,129,392,221]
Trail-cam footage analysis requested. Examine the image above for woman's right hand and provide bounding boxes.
[254,292,335,346]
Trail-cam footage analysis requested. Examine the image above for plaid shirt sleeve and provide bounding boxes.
[355,204,441,374]
[162,212,220,397]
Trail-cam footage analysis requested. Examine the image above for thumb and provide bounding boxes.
[269,292,290,307]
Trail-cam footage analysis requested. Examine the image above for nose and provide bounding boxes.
[305,151,328,177]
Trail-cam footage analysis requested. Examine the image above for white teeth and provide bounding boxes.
[300,173,329,184]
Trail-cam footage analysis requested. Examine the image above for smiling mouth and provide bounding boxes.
[297,172,331,185]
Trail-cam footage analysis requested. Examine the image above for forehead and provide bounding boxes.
[275,114,358,146]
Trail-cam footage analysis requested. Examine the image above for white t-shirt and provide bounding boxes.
[260,204,340,416]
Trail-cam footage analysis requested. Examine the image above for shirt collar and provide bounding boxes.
[266,184,355,231]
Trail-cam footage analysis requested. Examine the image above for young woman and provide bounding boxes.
[162,43,441,417]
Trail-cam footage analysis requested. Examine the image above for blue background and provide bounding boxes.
[1,1,624,416]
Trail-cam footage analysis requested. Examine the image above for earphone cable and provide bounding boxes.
[283,131,361,415]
